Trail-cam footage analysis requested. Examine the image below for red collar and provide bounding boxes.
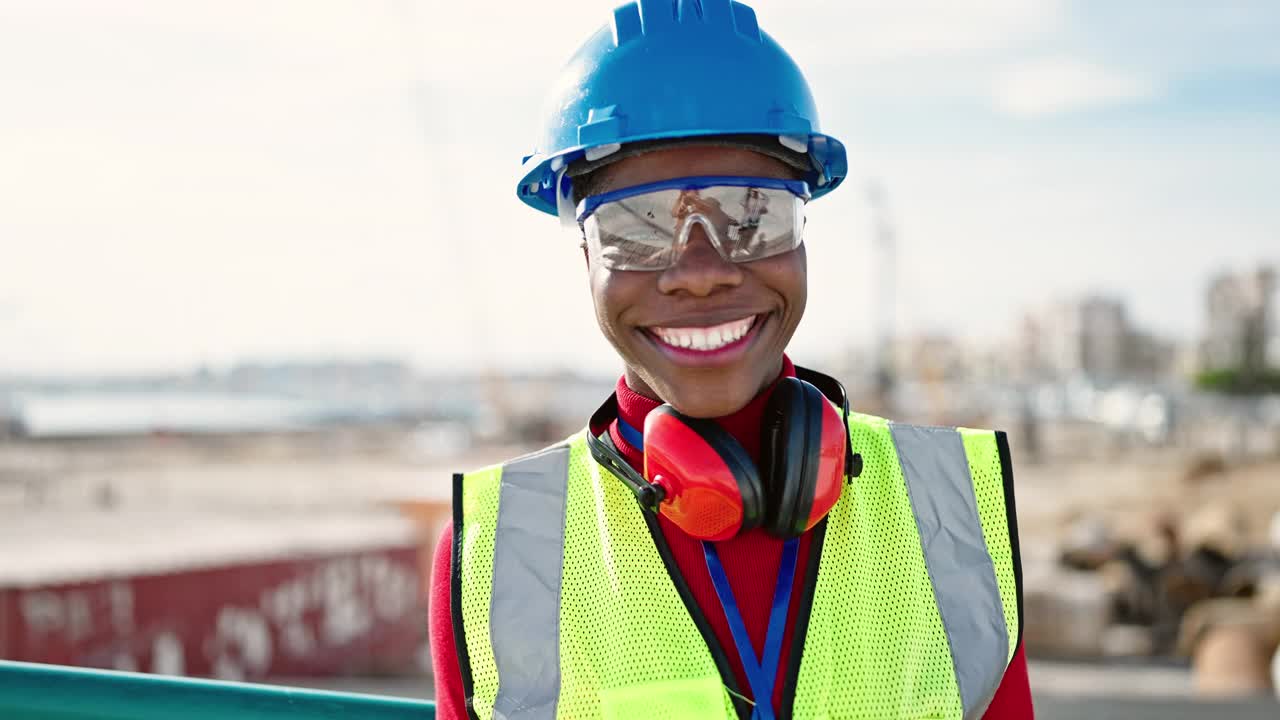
[610,355,796,467]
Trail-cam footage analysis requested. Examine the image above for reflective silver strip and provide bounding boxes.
[489,445,571,720]
[890,424,1009,720]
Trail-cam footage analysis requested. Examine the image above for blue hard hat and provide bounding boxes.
[516,0,847,216]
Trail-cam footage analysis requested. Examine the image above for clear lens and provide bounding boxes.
[583,197,678,269]
[584,186,804,271]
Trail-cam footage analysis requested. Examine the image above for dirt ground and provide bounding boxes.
[1011,447,1280,557]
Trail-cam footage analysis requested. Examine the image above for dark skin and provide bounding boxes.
[584,145,807,418]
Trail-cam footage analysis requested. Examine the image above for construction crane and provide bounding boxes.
[394,0,514,436]
[866,181,896,415]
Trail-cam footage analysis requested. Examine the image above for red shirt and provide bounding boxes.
[429,359,1034,718]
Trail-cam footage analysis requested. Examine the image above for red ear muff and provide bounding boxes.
[808,390,847,529]
[643,406,763,542]
[760,378,847,538]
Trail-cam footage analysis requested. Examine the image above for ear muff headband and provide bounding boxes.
[586,395,664,512]
[794,366,858,478]
[761,378,797,536]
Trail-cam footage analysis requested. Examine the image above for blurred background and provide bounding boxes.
[1,0,1278,717]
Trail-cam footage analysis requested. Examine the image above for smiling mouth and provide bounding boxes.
[645,314,761,353]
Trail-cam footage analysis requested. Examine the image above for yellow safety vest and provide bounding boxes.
[452,411,1022,719]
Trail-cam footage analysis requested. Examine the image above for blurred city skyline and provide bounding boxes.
[2,0,1278,377]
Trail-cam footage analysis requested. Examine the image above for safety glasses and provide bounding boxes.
[576,176,809,272]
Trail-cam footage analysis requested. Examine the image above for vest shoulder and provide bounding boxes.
[846,411,1001,437]
[457,432,584,477]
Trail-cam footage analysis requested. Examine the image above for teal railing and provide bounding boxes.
[0,661,436,719]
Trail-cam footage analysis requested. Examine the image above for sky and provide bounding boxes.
[1,0,1278,376]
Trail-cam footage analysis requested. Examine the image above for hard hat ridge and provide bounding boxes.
[617,0,760,42]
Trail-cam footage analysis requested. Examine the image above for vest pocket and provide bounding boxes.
[599,676,728,720]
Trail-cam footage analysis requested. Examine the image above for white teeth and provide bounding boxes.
[651,316,757,353]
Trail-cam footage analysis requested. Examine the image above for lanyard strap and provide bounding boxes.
[620,414,799,716]
[703,537,799,720]
[616,416,646,451]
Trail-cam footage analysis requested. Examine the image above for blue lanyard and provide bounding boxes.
[617,415,798,718]
[703,538,798,720]
[616,416,645,451]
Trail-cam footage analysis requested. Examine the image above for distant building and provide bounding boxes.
[885,334,1005,385]
[1019,295,1175,384]
[8,391,321,439]
[891,334,968,384]
[878,334,1010,425]
[1202,265,1277,372]
[0,394,19,439]
[226,360,417,395]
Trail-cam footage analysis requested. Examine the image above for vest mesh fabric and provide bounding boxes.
[558,438,735,720]
[457,462,504,718]
[792,413,964,719]
[959,428,1019,664]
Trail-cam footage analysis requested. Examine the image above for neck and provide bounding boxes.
[621,355,786,409]
[612,355,796,463]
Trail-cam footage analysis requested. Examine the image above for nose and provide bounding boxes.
[655,220,743,296]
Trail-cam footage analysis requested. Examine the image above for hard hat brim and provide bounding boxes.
[517,130,847,216]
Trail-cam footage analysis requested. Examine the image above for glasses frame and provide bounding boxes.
[575,175,811,223]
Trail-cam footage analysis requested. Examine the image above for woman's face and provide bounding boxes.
[586,145,807,418]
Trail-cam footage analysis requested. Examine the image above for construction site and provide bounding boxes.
[2,332,1279,719]
[2,245,1278,720]
[4,2,1280,718]
[3,169,1278,719]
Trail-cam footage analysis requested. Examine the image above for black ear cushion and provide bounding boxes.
[672,411,765,533]
[761,378,826,538]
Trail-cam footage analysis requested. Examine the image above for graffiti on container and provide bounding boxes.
[208,553,419,679]
[10,549,421,679]
[19,581,133,646]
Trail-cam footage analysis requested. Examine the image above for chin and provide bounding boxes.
[658,378,758,419]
